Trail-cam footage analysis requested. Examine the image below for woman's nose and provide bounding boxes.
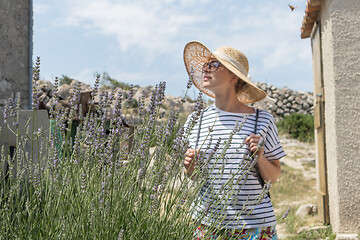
[202,66,211,73]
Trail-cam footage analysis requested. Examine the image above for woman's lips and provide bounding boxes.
[203,76,211,81]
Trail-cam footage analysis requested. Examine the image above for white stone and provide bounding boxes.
[295,204,318,217]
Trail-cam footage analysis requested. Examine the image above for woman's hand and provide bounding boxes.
[184,148,199,178]
[246,134,281,183]
[245,134,264,156]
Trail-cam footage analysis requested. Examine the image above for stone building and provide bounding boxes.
[301,0,360,239]
[0,0,33,109]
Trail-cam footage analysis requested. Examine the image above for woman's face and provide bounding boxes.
[202,59,237,95]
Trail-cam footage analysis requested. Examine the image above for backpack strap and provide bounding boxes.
[253,109,271,198]
[254,109,259,134]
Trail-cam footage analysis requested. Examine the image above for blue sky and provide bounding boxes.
[33,0,312,98]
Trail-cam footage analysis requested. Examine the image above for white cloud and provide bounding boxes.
[60,0,208,55]
[57,0,311,70]
[261,38,311,70]
[74,68,97,86]
[35,0,314,94]
[33,3,49,14]
[215,2,311,71]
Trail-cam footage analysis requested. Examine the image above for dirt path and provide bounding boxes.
[279,135,316,178]
[275,135,320,239]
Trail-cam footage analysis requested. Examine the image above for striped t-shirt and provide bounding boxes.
[184,104,286,229]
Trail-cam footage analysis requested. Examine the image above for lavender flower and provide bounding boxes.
[127,84,134,101]
[193,92,204,115]
[113,91,123,118]
[49,77,59,118]
[0,74,271,239]
[117,229,124,240]
[91,74,101,103]
[282,206,291,219]
[187,67,194,89]
[68,81,81,120]
[138,89,145,116]
[32,57,41,109]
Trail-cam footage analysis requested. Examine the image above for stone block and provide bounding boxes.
[295,204,318,217]
[0,110,50,176]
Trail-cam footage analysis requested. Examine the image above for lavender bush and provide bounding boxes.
[0,59,269,239]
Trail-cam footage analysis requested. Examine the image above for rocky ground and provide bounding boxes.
[279,135,316,179]
[274,135,324,239]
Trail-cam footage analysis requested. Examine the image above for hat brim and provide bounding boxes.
[183,41,266,104]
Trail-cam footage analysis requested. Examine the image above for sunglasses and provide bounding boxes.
[202,60,221,72]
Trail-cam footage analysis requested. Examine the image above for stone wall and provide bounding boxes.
[35,80,314,121]
[251,82,314,121]
[0,0,32,109]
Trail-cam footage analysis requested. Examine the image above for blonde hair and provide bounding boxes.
[236,78,247,93]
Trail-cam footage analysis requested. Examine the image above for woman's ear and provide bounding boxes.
[230,74,238,85]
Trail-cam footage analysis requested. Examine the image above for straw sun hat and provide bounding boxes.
[183,41,266,104]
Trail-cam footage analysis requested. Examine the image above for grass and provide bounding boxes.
[288,226,336,240]
[271,164,316,204]
[270,163,336,239]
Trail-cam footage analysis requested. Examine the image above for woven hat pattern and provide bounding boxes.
[183,41,266,104]
[183,42,214,98]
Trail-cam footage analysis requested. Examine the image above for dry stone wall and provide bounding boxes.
[251,82,314,121]
[35,80,314,121]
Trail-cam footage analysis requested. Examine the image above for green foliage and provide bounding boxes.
[288,226,336,240]
[126,98,139,108]
[59,75,74,85]
[271,165,316,204]
[272,165,320,236]
[277,113,314,142]
[99,72,139,90]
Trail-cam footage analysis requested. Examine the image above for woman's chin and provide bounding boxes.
[203,84,212,91]
[204,85,216,93]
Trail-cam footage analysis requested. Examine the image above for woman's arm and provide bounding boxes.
[256,155,281,183]
[245,134,281,183]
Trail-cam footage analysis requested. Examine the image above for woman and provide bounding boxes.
[182,41,285,239]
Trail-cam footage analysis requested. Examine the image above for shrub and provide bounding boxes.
[277,113,314,142]
[0,59,270,239]
[59,74,74,85]
[99,72,140,90]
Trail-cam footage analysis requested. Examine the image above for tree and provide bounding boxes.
[59,75,74,86]
[99,72,139,90]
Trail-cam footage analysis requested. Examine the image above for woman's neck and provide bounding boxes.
[214,92,254,114]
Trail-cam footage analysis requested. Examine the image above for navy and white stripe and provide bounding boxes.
[184,104,286,229]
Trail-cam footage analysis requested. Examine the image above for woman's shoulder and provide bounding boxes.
[184,105,215,122]
[256,108,276,123]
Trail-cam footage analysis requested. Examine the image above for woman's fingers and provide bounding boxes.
[246,134,261,143]
[184,148,200,170]
[246,135,261,145]
[250,145,259,152]
[185,149,199,159]
[246,135,264,154]
[184,156,193,164]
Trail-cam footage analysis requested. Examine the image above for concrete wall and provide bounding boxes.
[319,0,360,237]
[0,110,50,177]
[0,0,32,109]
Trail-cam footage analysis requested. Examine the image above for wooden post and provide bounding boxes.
[310,21,330,224]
